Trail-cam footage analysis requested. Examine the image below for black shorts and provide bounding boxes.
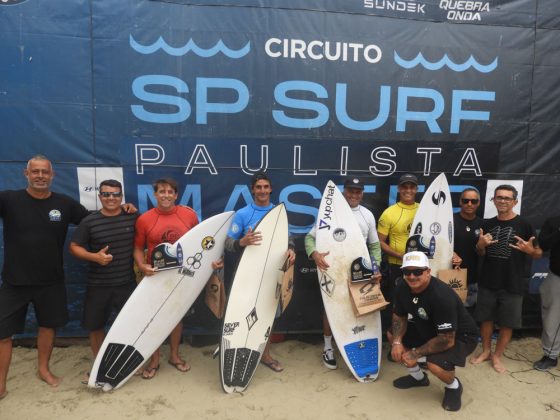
[403,324,478,371]
[82,282,136,331]
[0,282,68,339]
[474,287,523,329]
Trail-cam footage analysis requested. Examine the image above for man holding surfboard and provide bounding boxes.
[391,251,478,412]
[305,177,382,369]
[133,178,199,379]
[69,179,138,361]
[224,172,295,373]
[377,174,419,336]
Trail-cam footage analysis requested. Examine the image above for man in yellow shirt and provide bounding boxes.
[377,174,419,336]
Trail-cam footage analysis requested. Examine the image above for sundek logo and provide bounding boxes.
[319,185,336,230]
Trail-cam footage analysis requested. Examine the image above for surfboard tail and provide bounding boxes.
[94,343,145,389]
[344,338,379,380]
[223,347,261,388]
[221,339,266,392]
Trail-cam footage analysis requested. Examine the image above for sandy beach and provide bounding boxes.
[1,335,559,420]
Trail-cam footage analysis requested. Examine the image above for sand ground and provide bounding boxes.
[1,336,559,420]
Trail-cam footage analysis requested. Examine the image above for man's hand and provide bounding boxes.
[239,227,262,247]
[95,245,113,266]
[477,228,497,249]
[121,203,138,214]
[286,248,296,266]
[311,250,330,271]
[510,235,542,258]
[139,263,157,277]
[211,256,224,271]
[401,349,419,367]
[391,342,405,364]
[452,252,462,269]
[372,272,382,283]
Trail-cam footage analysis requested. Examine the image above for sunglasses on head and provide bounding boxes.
[401,268,427,276]
[461,198,479,205]
[99,191,122,198]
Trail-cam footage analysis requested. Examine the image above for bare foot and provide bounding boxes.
[0,390,7,400]
[491,355,507,373]
[470,351,491,365]
[38,371,62,387]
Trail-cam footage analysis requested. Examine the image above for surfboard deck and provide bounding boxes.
[406,172,454,276]
[315,181,382,382]
[88,211,234,391]
[220,204,288,393]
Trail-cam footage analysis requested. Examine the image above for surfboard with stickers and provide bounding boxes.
[88,211,234,391]
[406,172,454,276]
[315,180,382,382]
[219,203,288,393]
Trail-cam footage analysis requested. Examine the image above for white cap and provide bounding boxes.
[401,251,430,269]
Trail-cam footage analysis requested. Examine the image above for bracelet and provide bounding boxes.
[392,341,402,346]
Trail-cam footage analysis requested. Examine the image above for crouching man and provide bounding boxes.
[391,252,478,412]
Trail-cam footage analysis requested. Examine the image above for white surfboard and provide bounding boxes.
[406,172,454,276]
[88,211,234,391]
[220,204,288,393]
[315,181,382,382]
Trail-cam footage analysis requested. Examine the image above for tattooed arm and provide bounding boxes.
[390,314,408,363]
[401,331,456,367]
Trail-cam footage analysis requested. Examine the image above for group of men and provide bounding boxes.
[0,156,558,414]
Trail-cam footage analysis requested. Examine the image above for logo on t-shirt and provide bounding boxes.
[230,223,240,234]
[417,307,428,320]
[48,209,62,222]
[487,226,515,259]
[161,229,181,244]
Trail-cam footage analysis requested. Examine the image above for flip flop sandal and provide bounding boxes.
[141,365,160,380]
[168,360,191,373]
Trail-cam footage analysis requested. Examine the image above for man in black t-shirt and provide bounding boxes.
[453,188,483,308]
[69,180,137,360]
[0,156,89,397]
[470,184,541,374]
[391,252,478,412]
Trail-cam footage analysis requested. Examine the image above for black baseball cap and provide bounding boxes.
[344,177,364,190]
[398,173,418,186]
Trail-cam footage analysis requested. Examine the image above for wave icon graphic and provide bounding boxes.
[129,35,250,58]
[394,51,497,73]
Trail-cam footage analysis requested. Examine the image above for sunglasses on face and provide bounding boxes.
[401,268,427,277]
[461,198,479,205]
[99,191,122,198]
